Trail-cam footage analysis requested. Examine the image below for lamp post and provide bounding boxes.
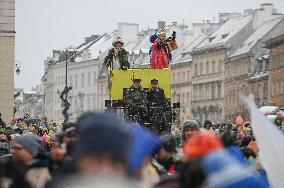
[15,60,22,75]
[60,49,76,123]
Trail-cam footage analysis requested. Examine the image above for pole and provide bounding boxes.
[65,52,68,88]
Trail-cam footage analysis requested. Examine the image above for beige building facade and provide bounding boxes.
[171,61,192,124]
[0,0,15,121]
[191,50,225,124]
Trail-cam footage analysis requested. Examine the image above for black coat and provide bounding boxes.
[147,87,167,107]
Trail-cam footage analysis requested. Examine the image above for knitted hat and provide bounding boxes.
[160,134,177,153]
[128,123,161,172]
[202,150,268,188]
[74,113,133,165]
[14,135,42,157]
[183,130,224,160]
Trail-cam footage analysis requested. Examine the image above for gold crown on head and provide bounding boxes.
[112,36,124,46]
[158,29,166,36]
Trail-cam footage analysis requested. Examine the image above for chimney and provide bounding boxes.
[218,13,241,23]
[118,23,139,42]
[158,21,166,29]
[261,3,274,12]
[253,3,278,29]
[52,50,61,59]
[244,9,254,16]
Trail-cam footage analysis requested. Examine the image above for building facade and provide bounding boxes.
[265,33,284,106]
[0,0,15,121]
[224,15,283,122]
[15,90,44,118]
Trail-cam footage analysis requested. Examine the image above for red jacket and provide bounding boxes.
[151,39,169,69]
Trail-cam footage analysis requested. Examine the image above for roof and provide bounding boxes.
[264,18,284,48]
[230,17,283,57]
[195,15,252,50]
[75,33,113,62]
[131,32,152,52]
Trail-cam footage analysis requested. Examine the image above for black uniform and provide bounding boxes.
[125,86,148,124]
[147,87,167,107]
[147,87,170,135]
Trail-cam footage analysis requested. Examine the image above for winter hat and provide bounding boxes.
[128,123,161,172]
[183,130,224,160]
[14,135,42,157]
[74,113,133,165]
[183,119,200,130]
[160,134,177,154]
[202,149,268,188]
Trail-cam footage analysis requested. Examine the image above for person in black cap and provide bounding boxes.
[147,79,167,107]
[147,79,169,135]
[125,79,148,124]
[152,134,181,175]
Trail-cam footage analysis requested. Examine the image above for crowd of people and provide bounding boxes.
[1,109,282,188]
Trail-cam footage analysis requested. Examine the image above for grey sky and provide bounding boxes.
[15,0,284,90]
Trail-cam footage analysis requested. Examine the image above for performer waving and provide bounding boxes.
[151,29,178,69]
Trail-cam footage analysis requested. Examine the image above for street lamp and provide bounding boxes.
[60,48,76,123]
[15,60,22,75]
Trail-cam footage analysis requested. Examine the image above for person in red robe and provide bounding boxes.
[151,29,171,69]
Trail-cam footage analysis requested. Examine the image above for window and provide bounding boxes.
[264,81,268,99]
[212,61,215,73]
[278,81,281,95]
[81,73,84,87]
[182,72,185,82]
[194,64,198,76]
[74,97,78,112]
[75,74,78,88]
[93,95,97,110]
[283,80,284,94]
[200,63,203,75]
[93,72,97,86]
[87,97,91,111]
[69,75,73,87]
[222,34,229,39]
[205,84,209,99]
[186,93,190,104]
[187,71,190,81]
[218,60,222,73]
[199,84,203,98]
[232,90,235,103]
[177,73,181,83]
[211,83,215,98]
[173,73,176,83]
[209,36,216,42]
[206,62,209,74]
[217,83,222,98]
[88,72,91,87]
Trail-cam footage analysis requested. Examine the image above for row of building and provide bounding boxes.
[42,3,284,124]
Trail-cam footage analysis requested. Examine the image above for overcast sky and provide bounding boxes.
[15,0,284,90]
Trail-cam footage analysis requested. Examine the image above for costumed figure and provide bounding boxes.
[104,37,130,70]
[147,79,170,135]
[125,79,148,124]
[60,86,72,122]
[150,29,178,69]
